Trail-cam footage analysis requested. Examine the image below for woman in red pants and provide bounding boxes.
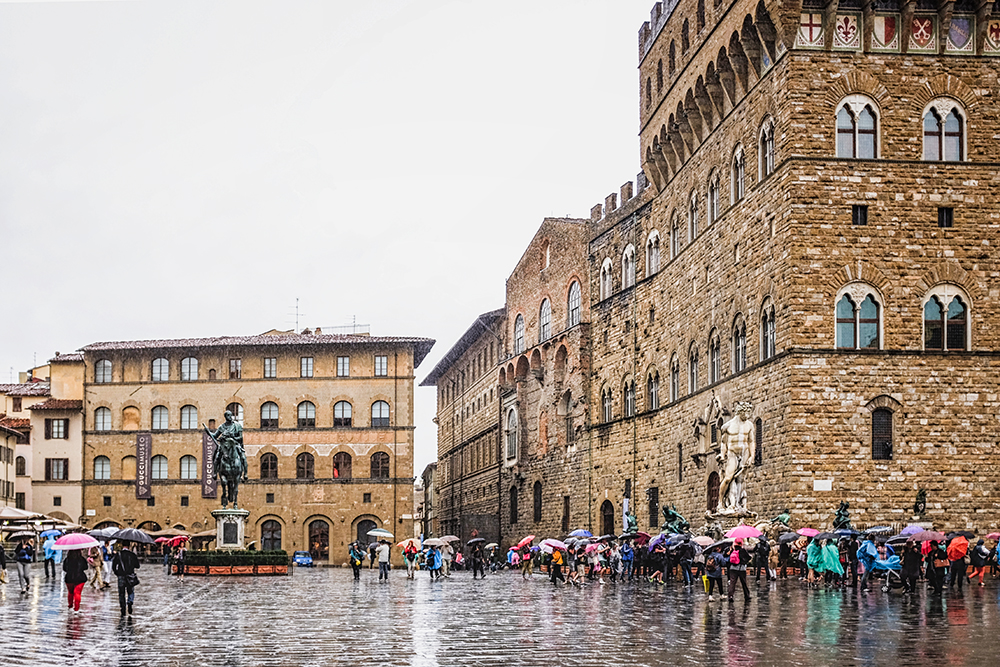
[63,549,88,613]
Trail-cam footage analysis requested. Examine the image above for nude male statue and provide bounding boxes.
[716,401,754,513]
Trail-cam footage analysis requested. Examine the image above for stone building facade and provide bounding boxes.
[77,330,433,562]
[589,0,1000,531]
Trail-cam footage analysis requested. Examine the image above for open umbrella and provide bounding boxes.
[52,533,100,551]
[484,543,499,549]
[862,526,893,536]
[901,524,924,535]
[834,529,858,537]
[986,532,1000,540]
[726,525,763,540]
[706,538,733,552]
[439,535,460,542]
[467,537,485,545]
[693,536,714,547]
[584,543,604,554]
[5,530,36,540]
[168,536,190,548]
[517,535,535,549]
[540,538,567,552]
[39,529,63,539]
[88,527,120,541]
[648,532,670,548]
[947,530,976,540]
[423,538,446,547]
[814,532,840,541]
[598,534,615,542]
[634,531,652,545]
[397,538,421,549]
[908,530,946,543]
[886,534,909,546]
[619,533,639,540]
[154,537,172,544]
[797,527,820,538]
[779,532,800,544]
[112,528,155,544]
[367,528,394,539]
[568,529,592,538]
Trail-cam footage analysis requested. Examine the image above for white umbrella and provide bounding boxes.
[439,535,460,542]
[367,528,394,539]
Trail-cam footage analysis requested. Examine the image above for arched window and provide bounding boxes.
[645,78,651,108]
[647,372,660,410]
[539,299,552,341]
[601,499,615,536]
[261,520,281,551]
[260,402,278,430]
[533,480,543,522]
[621,245,636,288]
[371,452,390,478]
[371,401,390,428]
[689,345,699,393]
[15,456,25,476]
[697,0,706,31]
[602,387,613,422]
[151,454,168,480]
[180,357,198,381]
[646,231,660,276]
[308,519,328,560]
[872,408,893,460]
[708,171,720,223]
[180,405,198,430]
[709,331,721,383]
[836,291,881,349]
[669,40,676,74]
[759,119,775,178]
[510,486,519,525]
[297,401,316,429]
[567,281,581,327]
[334,401,352,427]
[333,452,352,480]
[93,455,111,480]
[94,407,111,432]
[923,102,964,161]
[924,287,969,351]
[760,301,776,361]
[151,405,168,430]
[670,355,680,402]
[682,18,690,52]
[836,97,878,159]
[623,380,635,417]
[671,214,682,258]
[505,408,518,459]
[226,402,244,424]
[731,146,745,204]
[707,471,720,511]
[95,359,112,384]
[151,358,169,382]
[180,455,197,479]
[260,453,278,479]
[600,258,614,300]
[656,59,663,91]
[732,315,747,373]
[296,452,314,479]
[514,314,526,354]
[688,191,699,240]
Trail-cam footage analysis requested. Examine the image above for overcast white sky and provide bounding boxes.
[1,0,654,475]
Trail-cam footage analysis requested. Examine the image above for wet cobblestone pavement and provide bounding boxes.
[2,565,1000,666]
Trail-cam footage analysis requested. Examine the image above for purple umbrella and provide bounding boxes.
[900,524,924,535]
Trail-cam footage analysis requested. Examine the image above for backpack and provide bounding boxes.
[729,549,740,565]
[706,556,718,573]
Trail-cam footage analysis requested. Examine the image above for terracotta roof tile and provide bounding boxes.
[50,353,83,363]
[27,399,83,411]
[5,382,51,397]
[0,417,30,429]
[82,333,436,367]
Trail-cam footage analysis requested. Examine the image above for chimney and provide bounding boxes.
[314,327,322,335]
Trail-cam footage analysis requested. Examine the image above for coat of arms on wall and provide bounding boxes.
[946,16,974,53]
[833,14,861,50]
[909,15,937,52]
[983,19,1000,54]
[795,13,824,48]
[871,15,899,51]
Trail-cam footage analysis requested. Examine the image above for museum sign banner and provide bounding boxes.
[135,433,152,500]
[202,431,217,498]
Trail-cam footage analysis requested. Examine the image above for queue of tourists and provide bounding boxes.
[363,523,1000,602]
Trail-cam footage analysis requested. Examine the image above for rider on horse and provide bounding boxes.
[207,410,248,509]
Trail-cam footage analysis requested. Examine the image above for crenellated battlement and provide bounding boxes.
[589,172,651,223]
[639,0,682,60]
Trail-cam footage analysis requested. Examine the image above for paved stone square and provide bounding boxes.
[2,564,999,666]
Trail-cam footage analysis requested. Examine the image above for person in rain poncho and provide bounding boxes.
[821,540,845,583]
[856,538,878,592]
[806,538,824,583]
[43,535,59,579]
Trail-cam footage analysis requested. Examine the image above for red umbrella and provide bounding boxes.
[517,535,535,549]
[634,531,652,545]
[168,536,190,548]
[154,537,172,544]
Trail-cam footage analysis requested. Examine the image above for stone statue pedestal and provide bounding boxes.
[212,509,250,551]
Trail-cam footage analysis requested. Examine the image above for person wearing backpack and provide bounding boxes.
[348,542,365,581]
[705,547,726,600]
[727,538,751,602]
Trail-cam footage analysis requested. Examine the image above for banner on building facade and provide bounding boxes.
[202,431,217,498]
[135,433,152,500]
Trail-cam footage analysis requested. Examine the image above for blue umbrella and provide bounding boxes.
[569,529,592,538]
[40,529,63,539]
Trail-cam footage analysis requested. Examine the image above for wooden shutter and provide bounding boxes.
[45,458,51,481]
[44,419,52,439]
[62,419,70,439]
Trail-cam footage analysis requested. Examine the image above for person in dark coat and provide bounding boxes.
[678,540,695,585]
[727,538,751,602]
[112,543,141,617]
[705,547,726,599]
[901,542,923,594]
[63,549,88,612]
[753,538,770,582]
[926,541,947,595]
[14,538,34,594]
[968,539,990,587]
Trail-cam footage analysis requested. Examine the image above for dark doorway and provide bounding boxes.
[707,472,720,512]
[308,520,329,560]
[601,500,614,537]
[261,520,281,551]
[357,519,376,547]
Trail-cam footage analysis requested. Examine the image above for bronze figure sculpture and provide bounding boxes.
[205,410,248,509]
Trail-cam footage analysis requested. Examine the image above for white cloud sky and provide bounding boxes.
[1,0,655,474]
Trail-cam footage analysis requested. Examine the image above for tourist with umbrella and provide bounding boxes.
[52,533,101,613]
[13,536,34,594]
[467,538,486,580]
[42,532,60,579]
[947,534,969,591]
[726,538,752,602]
[900,541,923,594]
[926,540,949,594]
[112,540,142,617]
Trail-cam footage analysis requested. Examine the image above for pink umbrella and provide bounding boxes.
[540,538,567,554]
[517,535,535,549]
[155,537,172,544]
[693,536,714,547]
[797,528,820,538]
[726,525,762,539]
[584,543,602,554]
[52,533,101,551]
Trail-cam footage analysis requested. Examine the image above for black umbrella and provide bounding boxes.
[862,526,893,536]
[886,534,908,546]
[112,528,155,544]
[467,537,485,544]
[706,538,733,552]
[779,532,800,544]
[598,534,615,542]
[947,531,976,540]
[619,533,639,540]
[814,532,840,541]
